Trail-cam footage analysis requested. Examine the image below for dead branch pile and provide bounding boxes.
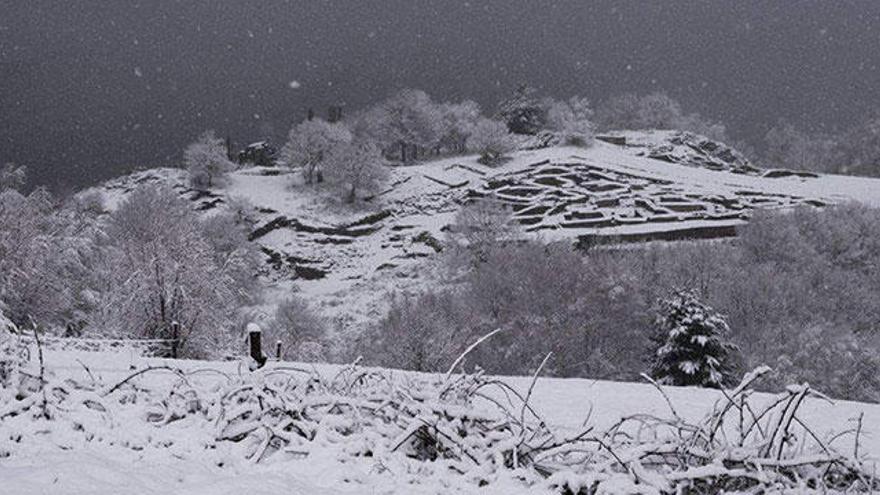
[1,337,877,493]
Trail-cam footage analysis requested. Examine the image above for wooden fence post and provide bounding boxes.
[247,323,266,368]
[275,340,282,360]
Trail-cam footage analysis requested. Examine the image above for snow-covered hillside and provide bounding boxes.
[89,131,880,324]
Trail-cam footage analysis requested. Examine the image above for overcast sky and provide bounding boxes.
[2,1,879,191]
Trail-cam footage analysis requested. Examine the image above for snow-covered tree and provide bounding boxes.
[280,119,352,184]
[497,84,545,135]
[544,96,595,146]
[596,93,678,131]
[96,185,253,357]
[649,290,739,388]
[184,130,235,189]
[435,100,482,154]
[0,163,27,191]
[0,188,72,327]
[324,140,389,203]
[466,118,516,165]
[360,89,446,163]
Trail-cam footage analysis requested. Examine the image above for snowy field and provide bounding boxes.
[2,346,879,494]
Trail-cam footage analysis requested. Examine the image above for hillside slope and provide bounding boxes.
[92,131,880,322]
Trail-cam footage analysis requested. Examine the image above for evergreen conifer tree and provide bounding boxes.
[649,290,739,388]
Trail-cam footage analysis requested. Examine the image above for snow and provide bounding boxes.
[3,347,879,493]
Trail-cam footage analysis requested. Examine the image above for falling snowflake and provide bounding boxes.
[289,80,302,89]
[134,67,143,78]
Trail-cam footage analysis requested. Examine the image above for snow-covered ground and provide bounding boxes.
[2,347,878,494]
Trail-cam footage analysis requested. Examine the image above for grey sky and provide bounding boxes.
[2,1,879,190]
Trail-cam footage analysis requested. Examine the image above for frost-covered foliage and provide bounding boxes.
[649,290,739,388]
[324,140,389,203]
[497,84,545,135]
[279,118,352,184]
[93,185,256,357]
[596,92,728,141]
[184,130,235,189]
[263,296,328,361]
[466,118,517,165]
[543,96,595,147]
[0,163,27,191]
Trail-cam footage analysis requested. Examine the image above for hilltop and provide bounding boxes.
[89,130,880,324]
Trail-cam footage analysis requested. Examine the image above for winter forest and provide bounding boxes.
[4,2,880,494]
